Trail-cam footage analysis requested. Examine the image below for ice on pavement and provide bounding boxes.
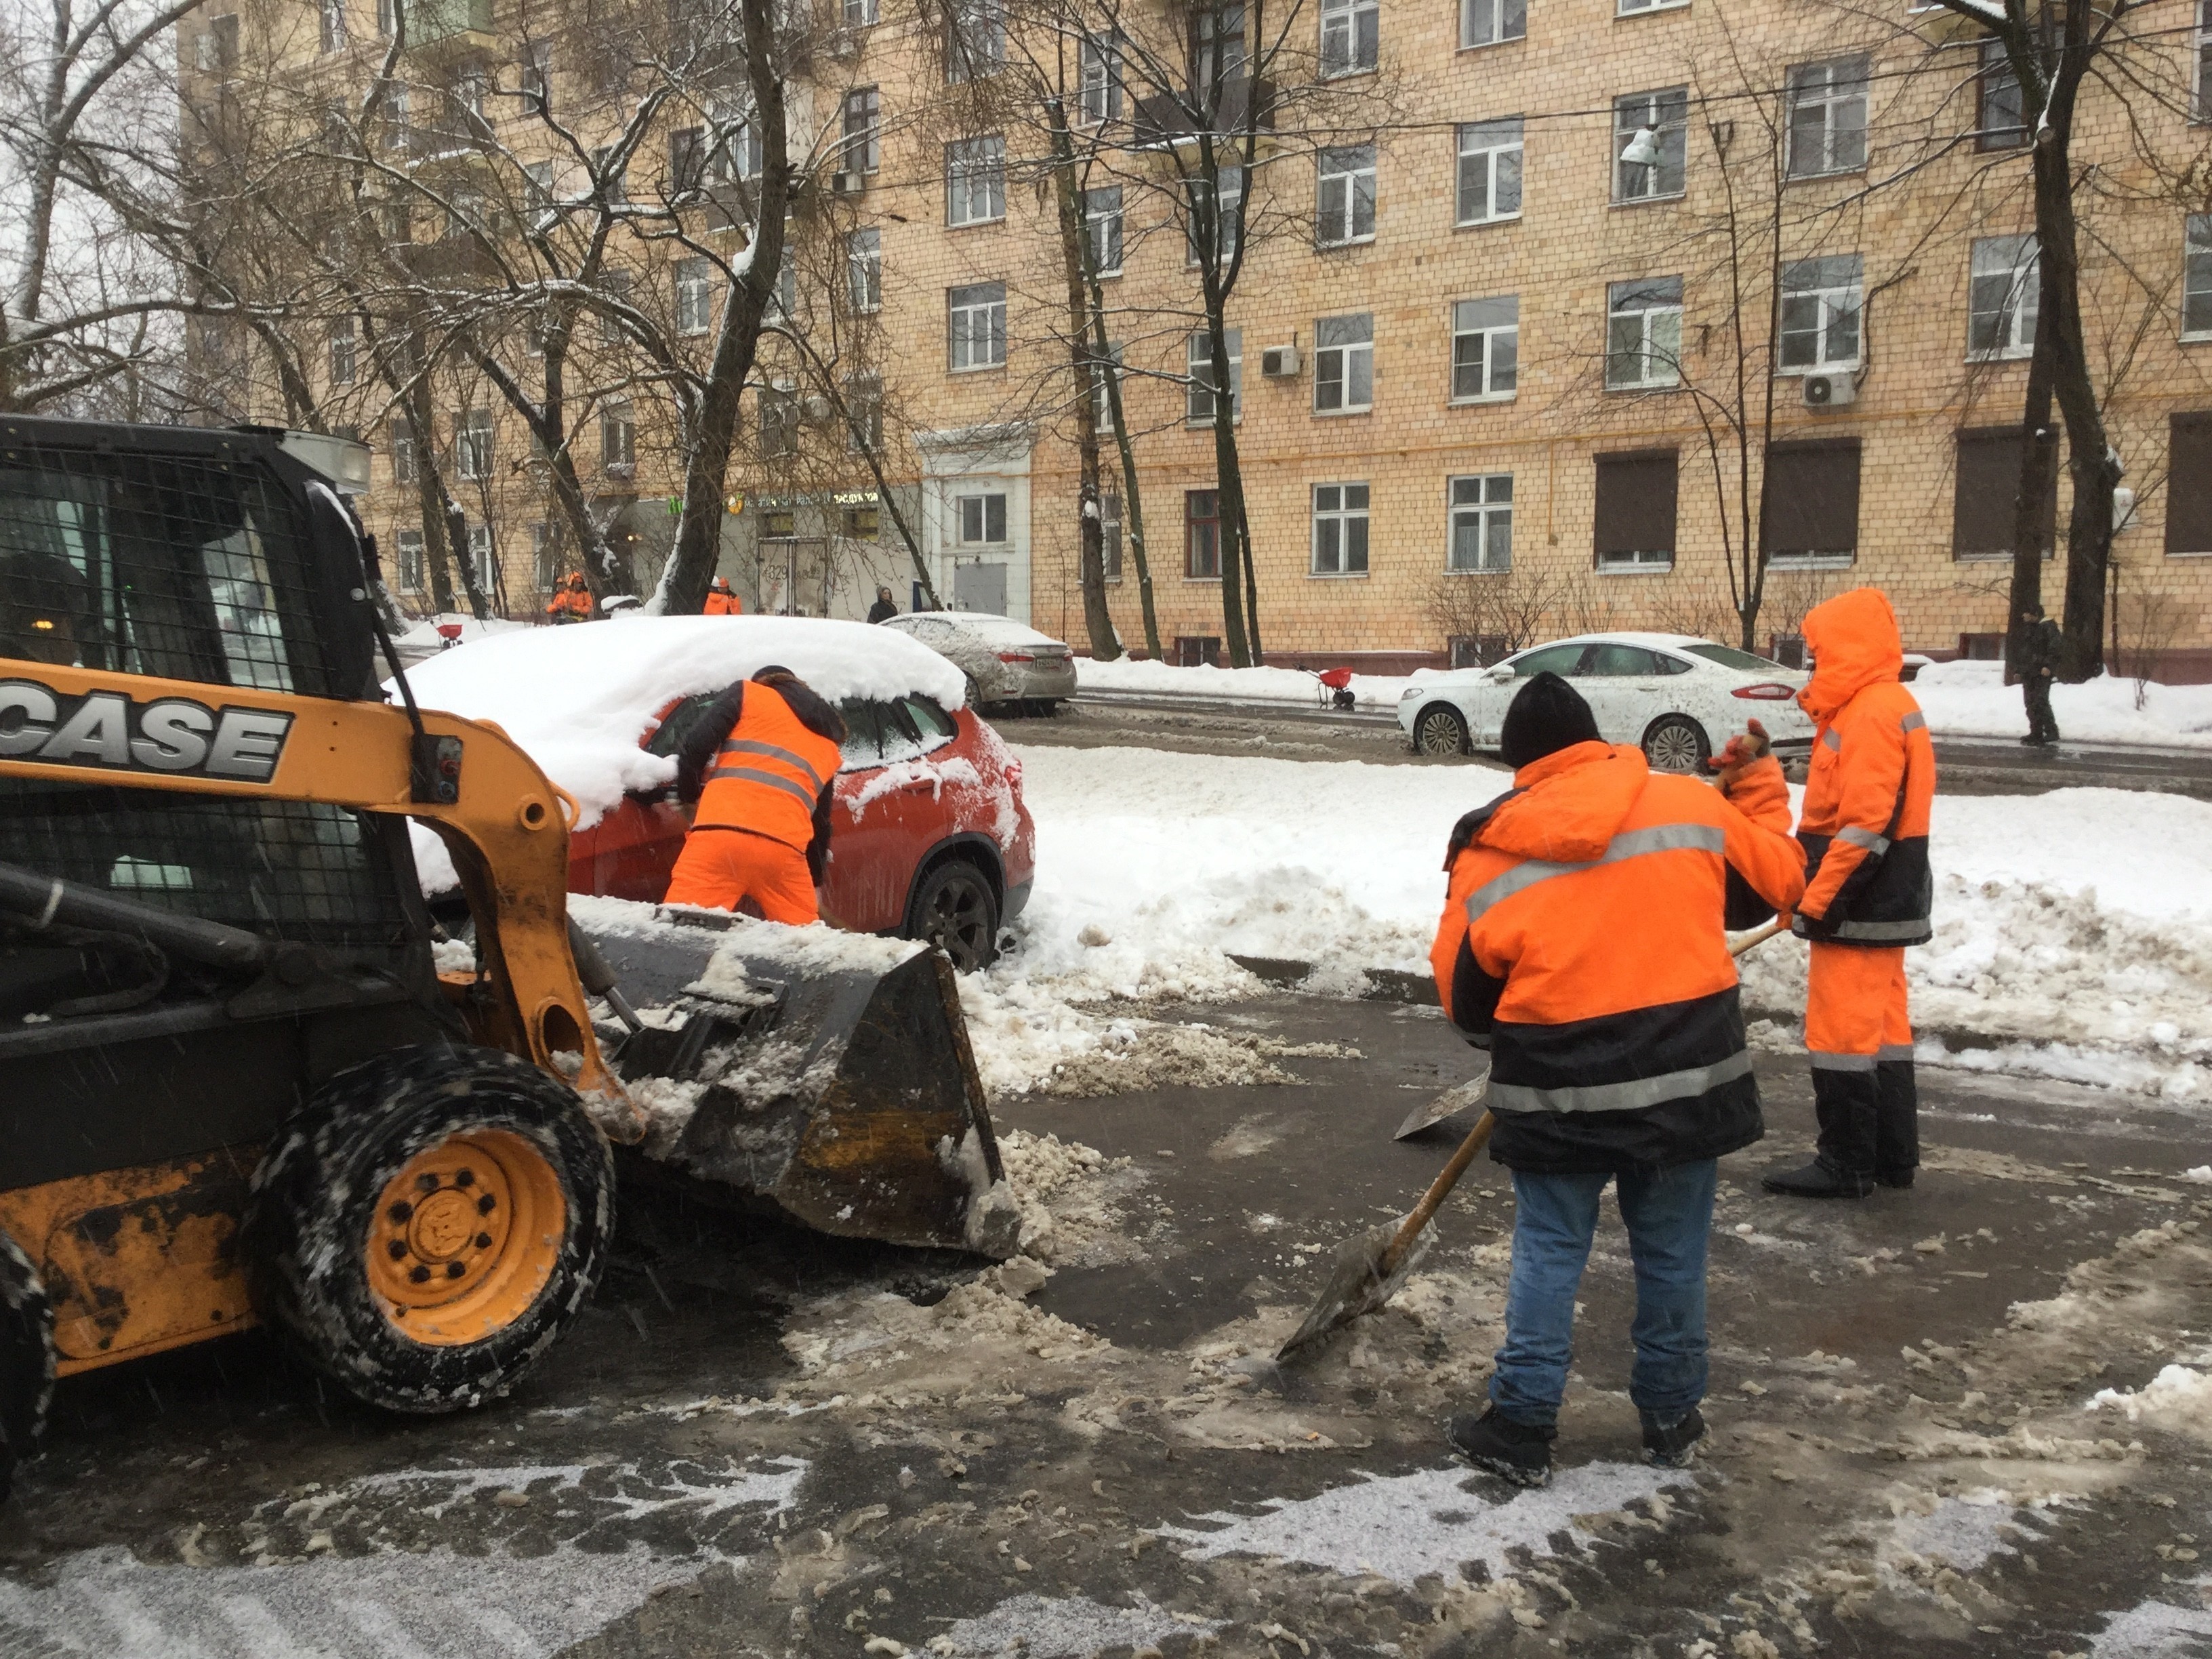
[2087,1578,2212,1658]
[930,1593,1221,1658]
[1155,1462,1687,1584]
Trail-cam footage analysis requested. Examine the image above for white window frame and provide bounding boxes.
[1448,474,1513,572]
[841,87,880,173]
[949,282,1006,371]
[844,0,878,25]
[1187,166,1245,266]
[1616,0,1687,16]
[1319,0,1378,78]
[1968,234,2039,360]
[329,316,356,386]
[394,529,424,591]
[946,136,1007,226]
[520,41,551,112]
[1596,547,1674,573]
[320,0,348,52]
[1313,313,1374,413]
[675,256,714,336]
[1605,276,1683,390]
[845,374,883,453]
[1100,487,1123,578]
[760,384,798,459]
[531,523,555,589]
[958,492,1009,544]
[712,109,763,183]
[1455,118,1523,227]
[1092,342,1122,435]
[947,0,1005,81]
[1186,328,1243,426]
[1450,295,1518,402]
[1778,255,1863,373]
[1459,0,1525,49]
[456,407,493,479]
[2185,213,2212,340]
[1080,33,1124,124]
[601,401,635,468]
[847,228,882,314]
[1786,57,1868,178]
[466,523,493,587]
[1315,144,1378,247]
[523,160,556,230]
[1310,482,1372,575]
[1613,87,1687,203]
[1086,186,1124,276]
[2194,0,2211,123]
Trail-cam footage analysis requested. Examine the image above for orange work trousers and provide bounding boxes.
[1805,942,1917,1179]
[663,827,818,924]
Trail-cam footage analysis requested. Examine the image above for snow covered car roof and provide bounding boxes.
[392,615,967,828]
[891,612,1067,648]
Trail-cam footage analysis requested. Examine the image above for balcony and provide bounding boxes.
[1130,77,1273,150]
[406,0,497,64]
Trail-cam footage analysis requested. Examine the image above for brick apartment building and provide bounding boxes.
[188,0,2212,670]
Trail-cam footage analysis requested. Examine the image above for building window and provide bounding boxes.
[1779,255,1862,371]
[1952,426,2055,559]
[845,0,878,24]
[1451,295,1518,401]
[1319,0,1378,77]
[1080,33,1123,123]
[523,160,555,230]
[949,282,1007,370]
[466,524,493,587]
[1185,489,1221,578]
[771,249,796,323]
[531,523,556,589]
[1456,118,1523,226]
[2167,413,2212,553]
[329,317,356,385]
[1315,144,1377,246]
[198,13,240,72]
[845,375,883,453]
[842,87,880,173]
[391,422,417,485]
[1460,0,1525,49]
[1593,449,1678,570]
[520,41,551,112]
[455,408,493,479]
[844,503,880,538]
[1786,56,1868,177]
[1101,488,1123,577]
[1448,474,1513,571]
[600,269,634,346]
[1311,483,1371,575]
[1616,0,1687,14]
[947,136,1007,226]
[1978,40,2027,150]
[1187,167,1244,264]
[2186,215,2212,339]
[958,493,1008,544]
[1086,186,1124,276]
[760,386,798,457]
[947,0,1004,81]
[764,509,796,538]
[1187,328,1242,426]
[2195,0,2211,122]
[1091,344,1121,435]
[713,109,763,182]
[670,126,706,197]
[1309,315,1370,415]
[1605,276,1683,390]
[1761,440,1860,567]
[602,401,636,468]
[848,228,882,313]
[675,257,714,335]
[1614,88,1687,202]
[394,529,424,591]
[321,0,346,53]
[1193,4,1248,87]
[1968,234,2038,359]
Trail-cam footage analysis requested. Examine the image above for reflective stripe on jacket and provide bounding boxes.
[1791,588,1936,947]
[693,682,844,853]
[1429,740,1806,1174]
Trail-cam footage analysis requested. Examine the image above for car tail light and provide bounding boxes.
[1732,682,1797,700]
[997,651,1035,663]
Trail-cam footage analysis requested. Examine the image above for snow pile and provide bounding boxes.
[1076,654,1427,712]
[1910,659,2212,749]
[392,613,531,651]
[2087,1351,2212,1437]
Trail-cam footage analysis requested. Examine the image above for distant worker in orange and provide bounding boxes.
[703,576,744,615]
[1762,588,1936,1200]
[546,572,592,624]
[664,666,846,924]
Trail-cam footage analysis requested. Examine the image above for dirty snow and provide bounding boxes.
[928,1593,1221,1658]
[2088,1579,2212,1658]
[2088,1351,2212,1438]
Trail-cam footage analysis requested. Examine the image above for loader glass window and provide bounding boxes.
[0,446,331,695]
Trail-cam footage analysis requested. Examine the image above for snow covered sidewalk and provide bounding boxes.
[979,744,2212,1105]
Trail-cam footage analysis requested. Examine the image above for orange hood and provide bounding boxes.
[1481,741,1649,864]
[1798,587,1903,724]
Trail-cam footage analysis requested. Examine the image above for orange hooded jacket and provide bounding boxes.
[1792,588,1936,946]
[1431,741,1805,1173]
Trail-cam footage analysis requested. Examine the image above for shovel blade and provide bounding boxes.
[1275,1217,1435,1361]
[1394,1071,1489,1141]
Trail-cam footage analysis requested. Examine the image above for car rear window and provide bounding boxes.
[901,697,958,743]
[1584,644,1663,676]
[1683,642,1788,673]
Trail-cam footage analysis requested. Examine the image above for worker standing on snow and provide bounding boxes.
[1763,587,1937,1200]
[665,666,846,924]
[703,576,744,615]
[1431,672,1805,1487]
[546,571,592,623]
[2016,602,2063,747]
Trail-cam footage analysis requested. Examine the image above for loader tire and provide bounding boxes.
[0,1233,54,1504]
[244,1044,613,1416]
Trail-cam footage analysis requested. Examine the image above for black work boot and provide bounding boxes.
[1641,1407,1706,1469]
[1446,1406,1555,1488]
[1761,1156,1872,1198]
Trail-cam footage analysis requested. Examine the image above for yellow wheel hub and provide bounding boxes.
[367,1129,567,1346]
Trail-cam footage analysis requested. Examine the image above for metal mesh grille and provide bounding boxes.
[0,443,333,697]
[0,779,409,947]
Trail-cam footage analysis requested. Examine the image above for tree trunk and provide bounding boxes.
[1044,105,1120,661]
[2004,287,2059,681]
[1085,255,1160,658]
[403,396,457,615]
[472,322,633,600]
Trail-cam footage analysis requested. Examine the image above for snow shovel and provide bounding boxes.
[1389,916,1788,1141]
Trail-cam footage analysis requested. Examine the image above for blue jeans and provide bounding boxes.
[1488,1159,1717,1428]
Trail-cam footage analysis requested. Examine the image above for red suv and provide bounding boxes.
[569,687,1034,969]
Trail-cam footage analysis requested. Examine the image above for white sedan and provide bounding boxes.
[1397,633,1814,773]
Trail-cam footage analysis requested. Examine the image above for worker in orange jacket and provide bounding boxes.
[546,572,592,623]
[1431,672,1805,1486]
[663,666,846,924]
[1763,588,1936,1200]
[703,576,744,615]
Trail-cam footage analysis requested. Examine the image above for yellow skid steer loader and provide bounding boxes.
[0,417,1008,1499]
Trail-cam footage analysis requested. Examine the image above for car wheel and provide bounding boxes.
[1412,704,1471,757]
[1643,714,1711,774]
[905,859,1000,972]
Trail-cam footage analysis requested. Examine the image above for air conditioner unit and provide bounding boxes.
[830,170,866,197]
[1261,345,1300,378]
[1802,371,1857,409]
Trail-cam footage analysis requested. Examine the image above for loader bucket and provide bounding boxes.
[577,907,1019,1258]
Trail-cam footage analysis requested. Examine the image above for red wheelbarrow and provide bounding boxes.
[1307,666,1357,711]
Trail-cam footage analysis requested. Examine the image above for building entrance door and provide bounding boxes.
[954,560,1008,615]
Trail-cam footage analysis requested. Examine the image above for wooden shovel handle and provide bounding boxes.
[1381,1110,1496,1276]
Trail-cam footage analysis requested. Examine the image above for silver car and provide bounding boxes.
[882,611,1079,712]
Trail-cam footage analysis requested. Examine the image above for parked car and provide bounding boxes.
[400,616,1036,970]
[1398,633,1815,773]
[882,612,1078,713]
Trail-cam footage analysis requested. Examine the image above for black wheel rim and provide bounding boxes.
[926,876,991,970]
[1416,710,1462,755]
[1647,722,1703,773]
